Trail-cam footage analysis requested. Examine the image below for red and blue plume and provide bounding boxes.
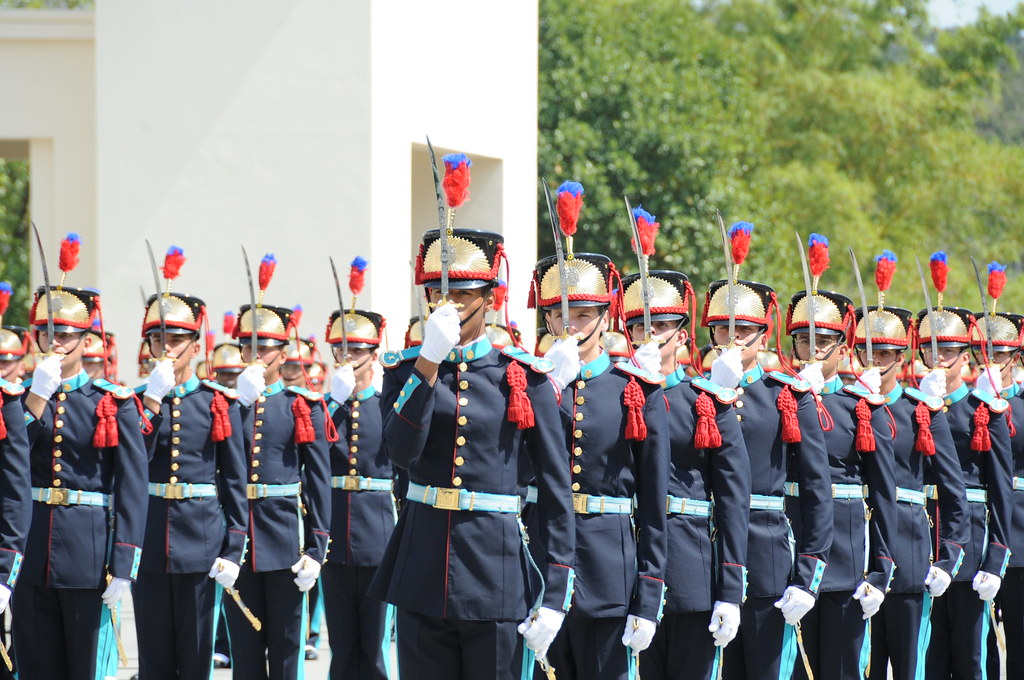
[442,153,472,208]
[349,256,368,297]
[874,250,897,292]
[808,233,830,278]
[59,233,81,273]
[162,246,185,281]
[929,251,948,293]
[0,282,11,318]
[631,206,659,257]
[988,261,1007,301]
[728,222,753,266]
[258,254,277,291]
[556,181,584,238]
[222,311,236,335]
[292,304,303,328]
[493,279,508,312]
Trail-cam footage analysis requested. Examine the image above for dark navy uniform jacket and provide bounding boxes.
[370,338,576,622]
[1002,382,1024,568]
[22,371,148,587]
[558,351,668,621]
[883,384,968,592]
[139,375,248,573]
[0,378,30,589]
[734,364,833,599]
[325,386,395,566]
[662,368,750,612]
[928,383,1013,580]
[239,380,331,571]
[788,377,898,593]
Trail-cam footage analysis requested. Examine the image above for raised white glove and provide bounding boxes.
[102,576,131,610]
[329,363,356,403]
[546,337,581,392]
[236,364,266,407]
[517,606,565,659]
[0,585,11,615]
[859,367,882,394]
[291,555,321,592]
[924,566,952,597]
[208,557,240,589]
[798,362,825,395]
[708,600,740,647]
[29,354,63,400]
[621,614,657,655]
[633,341,662,375]
[418,303,462,364]
[710,346,743,390]
[920,370,947,399]
[852,581,884,619]
[975,366,1002,397]
[774,586,816,625]
[972,570,1002,601]
[143,359,176,402]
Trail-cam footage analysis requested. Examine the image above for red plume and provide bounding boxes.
[442,153,471,209]
[556,181,584,238]
[0,283,11,319]
[59,233,81,273]
[291,305,303,328]
[222,311,236,335]
[161,246,186,281]
[349,256,368,298]
[988,262,1007,301]
[493,280,508,312]
[874,251,897,292]
[631,206,659,257]
[929,252,948,294]
[258,254,277,292]
[728,222,753,266]
[808,234,829,279]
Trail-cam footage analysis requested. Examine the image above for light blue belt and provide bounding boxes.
[1014,477,1024,492]
[407,482,521,513]
[896,487,927,506]
[246,482,302,500]
[525,486,538,504]
[32,486,110,507]
[785,482,867,499]
[148,482,217,499]
[666,495,712,517]
[331,476,392,492]
[965,488,988,503]
[750,494,785,511]
[572,493,633,515]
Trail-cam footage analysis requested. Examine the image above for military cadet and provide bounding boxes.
[137,337,155,381]
[620,269,751,680]
[228,254,332,680]
[783,237,899,680]
[133,248,249,680]
[705,223,833,680]
[16,234,148,680]
[80,324,108,381]
[281,331,315,389]
[916,253,1013,680]
[369,223,576,680]
[0,325,29,384]
[211,311,245,389]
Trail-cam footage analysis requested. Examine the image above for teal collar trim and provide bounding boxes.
[60,370,91,392]
[1001,382,1021,399]
[351,385,376,402]
[664,366,687,390]
[445,336,493,364]
[740,364,764,386]
[579,352,611,381]
[173,374,201,398]
[884,384,904,405]
[263,380,285,396]
[821,375,844,394]
[944,383,970,406]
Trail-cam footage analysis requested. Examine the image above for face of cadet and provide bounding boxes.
[628,320,687,373]
[215,370,241,389]
[0,359,23,382]
[36,330,88,376]
[148,333,200,376]
[544,306,608,358]
[793,332,847,378]
[333,346,376,384]
[241,343,286,382]
[280,362,306,387]
[711,323,766,370]
[857,347,905,392]
[426,286,495,344]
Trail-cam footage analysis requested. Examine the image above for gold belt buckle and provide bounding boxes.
[246,484,261,500]
[572,493,590,514]
[47,487,69,505]
[164,483,184,500]
[433,487,461,511]
[342,476,361,491]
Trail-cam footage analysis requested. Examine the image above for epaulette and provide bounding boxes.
[690,376,738,404]
[903,387,943,411]
[501,346,553,374]
[202,379,239,399]
[0,379,24,397]
[287,385,324,401]
[381,345,421,369]
[972,389,1009,414]
[767,371,811,392]
[842,383,886,405]
[613,361,665,385]
[93,379,133,399]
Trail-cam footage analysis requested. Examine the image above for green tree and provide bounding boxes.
[0,160,30,327]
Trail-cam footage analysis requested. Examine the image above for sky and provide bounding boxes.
[929,0,1022,27]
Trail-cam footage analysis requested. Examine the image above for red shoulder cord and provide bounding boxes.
[292,397,316,444]
[971,404,991,452]
[694,391,721,449]
[210,391,232,441]
[855,398,876,453]
[624,376,647,441]
[914,401,936,456]
[94,392,119,448]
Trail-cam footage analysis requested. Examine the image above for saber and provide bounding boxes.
[240,246,260,363]
[716,210,736,348]
[426,136,451,304]
[30,222,56,356]
[328,257,349,365]
[795,232,817,364]
[0,637,11,672]
[144,240,169,360]
[104,575,129,666]
[991,601,1006,653]
[848,248,873,368]
[225,585,263,631]
[970,256,995,367]
[538,656,557,680]
[915,257,941,369]
[796,622,814,680]
[625,196,653,343]
[542,179,572,339]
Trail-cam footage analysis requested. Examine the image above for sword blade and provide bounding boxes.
[848,248,873,367]
[328,257,349,364]
[796,622,815,680]
[426,136,450,301]
[794,232,817,363]
[970,256,995,365]
[30,222,56,354]
[542,179,572,339]
[144,240,168,359]
[226,586,263,631]
[109,604,129,666]
[0,637,12,671]
[240,246,259,362]
[624,196,652,342]
[716,210,736,347]
[915,257,941,368]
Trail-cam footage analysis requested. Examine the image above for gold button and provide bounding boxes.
[351,401,360,408]
[255,433,263,440]
[455,456,465,466]
[172,424,181,431]
[60,388,70,396]
[255,420,264,427]
[252,460,260,467]
[171,463,179,471]
[574,429,583,439]
[172,410,181,417]
[53,463,61,472]
[573,464,582,474]
[54,435,63,443]
[736,388,744,395]
[577,380,586,389]
[452,477,463,487]
[576,396,585,405]
[56,406,65,414]
[350,446,358,453]
[575,413,583,421]
[351,434,359,442]
[172,397,181,405]
[736,414,743,421]
[172,436,180,444]
[352,423,360,430]
[169,476,178,483]
[942,406,949,413]
[256,407,265,414]
[258,396,267,403]
[54,450,62,458]
[250,474,259,482]
[352,411,360,418]
[571,482,580,491]
[583,370,593,379]
[349,468,358,475]
[171,450,180,457]
[574,447,582,456]
[458,416,468,425]
[456,436,466,446]
[459,398,468,407]
[459,380,469,390]
[400,390,406,397]
[465,350,475,360]
[349,457,357,465]
[53,479,62,487]
[458,362,468,372]
[55,420,64,428]
[253,446,261,453]
[736,400,744,408]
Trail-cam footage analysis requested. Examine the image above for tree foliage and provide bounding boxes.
[0,160,30,327]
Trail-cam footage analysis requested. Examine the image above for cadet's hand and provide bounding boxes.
[852,581,884,619]
[143,359,176,402]
[546,338,581,392]
[102,577,132,610]
[418,304,462,364]
[621,615,657,656]
[924,566,952,597]
[972,571,1001,601]
[291,555,321,592]
[710,346,743,390]
[919,370,947,399]
[517,606,565,659]
[708,600,740,647]
[329,363,356,404]
[975,366,1002,398]
[236,364,266,407]
[859,367,882,394]
[208,558,240,589]
[29,354,63,400]
[798,362,825,395]
[633,341,662,375]
[0,585,10,615]
[774,586,815,625]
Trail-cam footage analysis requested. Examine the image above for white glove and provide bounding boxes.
[546,337,581,392]
[418,303,462,364]
[924,566,952,597]
[102,576,132,610]
[972,571,1002,601]
[859,367,882,394]
[798,362,825,395]
[517,606,565,659]
[920,370,947,399]
[975,366,1002,397]
[0,585,10,615]
[329,363,356,403]
[236,364,266,407]
[143,359,176,402]
[633,341,662,375]
[852,581,884,619]
[29,354,63,400]
[710,346,743,389]
[291,555,321,592]
[708,600,740,647]
[208,557,240,589]
[774,586,816,625]
[621,614,657,655]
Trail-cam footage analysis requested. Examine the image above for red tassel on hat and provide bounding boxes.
[210,391,232,441]
[59,233,81,274]
[93,392,119,448]
[258,254,277,292]
[506,361,535,429]
[556,181,584,238]
[442,154,472,208]
[527,276,537,310]
[631,206,659,257]
[693,392,721,449]
[777,386,801,443]
[493,281,508,312]
[624,376,647,441]
[162,246,185,281]
[914,402,936,455]
[728,222,753,267]
[414,246,425,286]
[971,404,991,451]
[349,257,368,299]
[223,311,236,336]
[292,397,315,444]
[855,398,876,453]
